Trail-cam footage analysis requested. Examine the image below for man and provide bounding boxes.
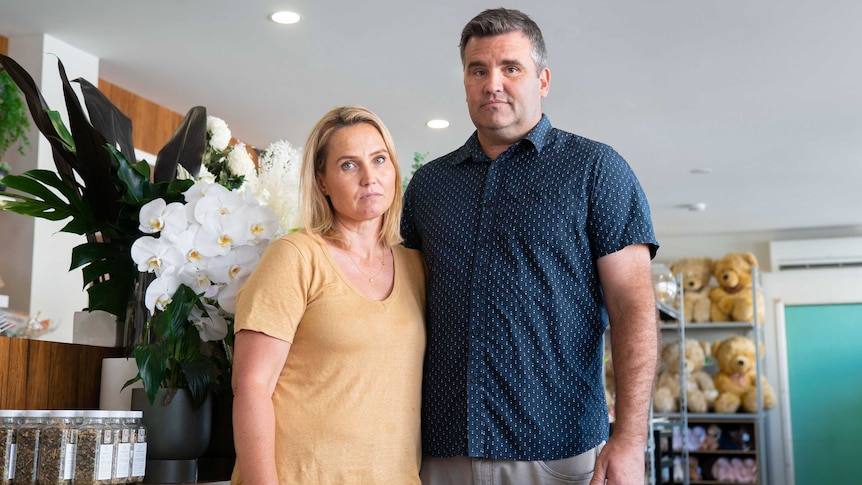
[402,7,659,485]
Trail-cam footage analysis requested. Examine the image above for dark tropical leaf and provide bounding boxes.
[74,77,135,164]
[109,145,151,204]
[56,59,120,223]
[179,356,212,407]
[133,340,170,404]
[0,54,80,192]
[153,106,206,183]
[71,241,130,270]
[85,276,135,322]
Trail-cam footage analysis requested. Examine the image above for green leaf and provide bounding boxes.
[71,241,130,270]
[108,145,152,204]
[134,340,170,405]
[179,356,212,407]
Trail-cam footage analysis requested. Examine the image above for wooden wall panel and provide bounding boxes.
[0,336,122,410]
[1,35,8,55]
[2,337,28,409]
[98,79,183,157]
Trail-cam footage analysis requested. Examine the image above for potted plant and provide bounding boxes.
[0,69,30,160]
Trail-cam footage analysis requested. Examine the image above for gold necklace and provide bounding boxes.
[345,246,386,283]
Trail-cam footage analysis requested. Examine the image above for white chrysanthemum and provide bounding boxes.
[228,142,258,181]
[196,164,217,184]
[206,116,231,151]
[252,140,302,231]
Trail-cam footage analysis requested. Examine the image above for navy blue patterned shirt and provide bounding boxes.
[401,115,658,461]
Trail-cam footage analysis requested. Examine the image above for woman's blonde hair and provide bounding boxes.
[300,105,403,247]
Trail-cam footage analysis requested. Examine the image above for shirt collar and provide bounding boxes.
[451,114,553,165]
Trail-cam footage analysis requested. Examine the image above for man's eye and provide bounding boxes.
[507,66,520,74]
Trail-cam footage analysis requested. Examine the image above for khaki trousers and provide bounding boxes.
[420,442,605,485]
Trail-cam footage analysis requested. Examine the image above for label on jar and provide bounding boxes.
[98,444,113,480]
[131,443,147,478]
[115,443,131,478]
[6,443,16,480]
[63,444,75,480]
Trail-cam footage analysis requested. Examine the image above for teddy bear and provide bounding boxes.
[712,335,776,413]
[653,339,719,413]
[603,348,615,421]
[669,257,713,323]
[700,423,721,451]
[709,252,765,324]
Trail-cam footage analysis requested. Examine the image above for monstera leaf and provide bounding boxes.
[0,53,204,330]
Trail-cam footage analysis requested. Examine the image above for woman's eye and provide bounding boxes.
[340,161,356,170]
[375,156,387,164]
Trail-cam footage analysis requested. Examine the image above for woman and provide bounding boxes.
[231,106,426,484]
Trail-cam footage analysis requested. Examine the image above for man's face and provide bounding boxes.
[463,31,550,148]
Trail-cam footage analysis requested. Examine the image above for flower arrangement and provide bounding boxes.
[0,54,301,407]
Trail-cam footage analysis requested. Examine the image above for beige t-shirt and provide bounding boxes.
[231,232,426,484]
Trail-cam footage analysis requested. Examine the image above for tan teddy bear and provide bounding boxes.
[669,257,713,323]
[709,252,765,324]
[603,348,615,421]
[653,338,719,413]
[712,335,776,413]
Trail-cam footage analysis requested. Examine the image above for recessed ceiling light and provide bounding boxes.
[270,11,301,24]
[427,119,449,129]
[687,202,707,212]
[690,168,712,175]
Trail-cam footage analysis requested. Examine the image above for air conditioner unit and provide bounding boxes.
[769,237,862,271]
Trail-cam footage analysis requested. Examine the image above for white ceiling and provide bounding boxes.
[2,0,861,238]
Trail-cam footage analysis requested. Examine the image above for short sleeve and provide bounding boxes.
[234,237,312,343]
[587,147,658,259]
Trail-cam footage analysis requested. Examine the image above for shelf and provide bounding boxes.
[657,301,681,321]
[655,413,761,422]
[659,322,755,332]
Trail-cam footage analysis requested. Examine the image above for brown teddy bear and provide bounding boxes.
[712,335,776,413]
[653,339,718,413]
[709,252,765,324]
[669,257,713,323]
[603,348,615,421]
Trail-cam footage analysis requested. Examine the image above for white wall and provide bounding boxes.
[1,34,98,343]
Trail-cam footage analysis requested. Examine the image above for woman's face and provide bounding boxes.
[316,123,396,228]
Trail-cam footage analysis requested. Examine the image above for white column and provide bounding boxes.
[1,34,99,343]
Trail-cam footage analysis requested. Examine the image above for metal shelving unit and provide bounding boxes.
[654,267,768,485]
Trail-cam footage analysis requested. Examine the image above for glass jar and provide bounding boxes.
[36,410,77,485]
[73,411,114,485]
[13,410,48,485]
[125,412,145,484]
[1,410,23,485]
[106,412,130,485]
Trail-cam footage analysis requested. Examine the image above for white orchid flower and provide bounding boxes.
[130,236,185,275]
[189,303,228,342]
[179,264,215,296]
[145,268,182,313]
[195,208,252,257]
[246,204,281,241]
[183,180,220,206]
[216,277,243,315]
[169,226,209,270]
[138,200,186,235]
[192,184,242,225]
[207,245,261,284]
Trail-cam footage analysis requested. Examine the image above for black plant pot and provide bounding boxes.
[130,388,213,483]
